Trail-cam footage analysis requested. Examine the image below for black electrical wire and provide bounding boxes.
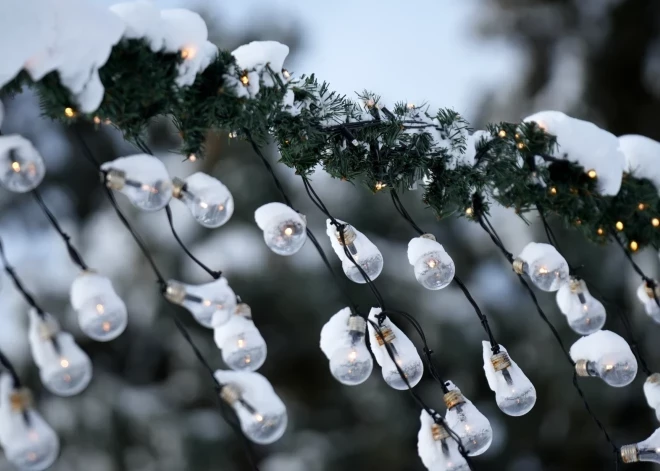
[0,347,22,388]
[611,232,660,309]
[0,237,47,318]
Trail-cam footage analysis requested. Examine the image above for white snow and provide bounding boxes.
[644,375,660,415]
[569,330,634,363]
[459,130,492,168]
[517,241,565,266]
[100,154,170,183]
[407,236,449,265]
[325,219,381,266]
[0,134,45,188]
[417,409,439,469]
[366,307,421,370]
[524,111,625,196]
[254,202,303,230]
[482,342,511,392]
[319,307,353,359]
[69,271,115,309]
[214,370,286,415]
[637,282,660,320]
[110,1,164,51]
[556,281,574,315]
[213,315,259,349]
[618,135,660,192]
[0,99,3,126]
[232,41,290,76]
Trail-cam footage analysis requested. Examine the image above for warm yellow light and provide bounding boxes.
[407,103,415,109]
[465,207,474,216]
[514,133,521,140]
[102,322,111,332]
[93,116,101,124]
[240,74,249,86]
[653,218,660,227]
[517,142,525,150]
[237,338,246,349]
[630,241,639,252]
[427,259,437,268]
[348,350,358,362]
[218,204,225,211]
[498,129,506,138]
[199,201,209,209]
[284,227,294,236]
[64,107,75,118]
[96,304,105,314]
[550,187,557,195]
[60,359,70,368]
[375,182,386,191]
[181,47,196,60]
[638,203,646,211]
[188,154,197,162]
[587,169,597,179]
[538,267,549,274]
[202,300,212,307]
[282,68,291,79]
[616,221,624,231]
[11,162,20,172]
[254,413,264,422]
[597,228,604,236]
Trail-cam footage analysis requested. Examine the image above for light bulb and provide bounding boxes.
[482,343,536,417]
[643,374,660,422]
[0,378,59,471]
[637,282,660,323]
[100,154,173,211]
[254,202,307,256]
[408,235,455,290]
[326,220,384,283]
[214,305,267,372]
[443,381,493,456]
[216,370,288,445]
[367,309,423,390]
[0,135,46,193]
[571,330,638,387]
[27,311,93,397]
[556,278,606,335]
[418,411,470,471]
[329,316,373,385]
[172,173,234,228]
[70,271,127,341]
[513,242,569,292]
[165,278,236,328]
[621,428,660,464]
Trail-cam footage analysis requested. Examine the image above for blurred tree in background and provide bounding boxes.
[1,1,659,471]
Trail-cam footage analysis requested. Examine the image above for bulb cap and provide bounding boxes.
[347,315,366,333]
[645,281,659,299]
[105,168,126,190]
[569,278,584,294]
[443,389,466,410]
[235,303,252,320]
[336,225,357,246]
[38,317,60,341]
[647,373,660,384]
[491,352,512,372]
[172,177,186,199]
[219,384,241,405]
[375,326,396,346]
[575,359,590,377]
[512,258,525,275]
[10,388,33,412]
[431,423,450,441]
[164,281,186,305]
[620,444,639,463]
[420,233,436,241]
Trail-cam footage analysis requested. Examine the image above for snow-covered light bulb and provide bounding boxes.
[101,154,172,211]
[70,271,127,342]
[165,278,237,328]
[216,370,287,445]
[621,428,660,464]
[326,219,384,283]
[408,234,455,290]
[418,411,469,471]
[643,373,660,422]
[571,330,638,387]
[172,173,234,228]
[0,135,46,193]
[513,242,569,292]
[214,304,267,372]
[0,377,59,471]
[254,203,307,256]
[28,311,93,397]
[482,342,536,417]
[443,381,493,456]
[556,278,606,335]
[329,316,373,386]
[637,281,660,323]
[367,308,423,390]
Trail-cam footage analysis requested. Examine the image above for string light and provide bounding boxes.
[93,116,101,124]
[240,74,249,86]
[465,207,474,216]
[550,187,557,195]
[254,202,307,255]
[597,228,604,235]
[498,129,507,138]
[653,218,660,227]
[180,47,196,59]
[64,107,75,118]
[172,173,235,228]
[375,181,386,191]
[638,203,646,211]
[587,169,597,179]
[630,241,639,252]
[517,142,525,150]
[616,221,624,231]
[407,103,415,109]
[282,68,291,79]
[188,154,197,162]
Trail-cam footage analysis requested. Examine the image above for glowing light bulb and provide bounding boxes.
[621,428,660,464]
[27,311,92,397]
[172,173,234,228]
[254,203,307,256]
[326,220,384,283]
[214,305,267,372]
[329,316,373,385]
[0,135,46,193]
[482,343,536,417]
[70,271,127,341]
[408,235,455,290]
[418,411,470,471]
[637,282,660,323]
[556,278,606,335]
[571,330,638,387]
[513,242,569,292]
[101,154,173,211]
[443,381,493,456]
[0,377,59,471]
[165,278,236,328]
[216,370,287,445]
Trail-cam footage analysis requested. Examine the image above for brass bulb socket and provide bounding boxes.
[420,233,436,241]
[431,423,450,441]
[512,258,525,275]
[443,390,466,410]
[647,373,660,384]
[569,278,584,294]
[347,315,366,333]
[10,388,33,412]
[172,177,186,199]
[575,359,590,377]
[491,352,512,372]
[235,303,252,320]
[38,319,60,341]
[620,444,639,463]
[164,281,186,305]
[220,384,241,405]
[336,225,357,246]
[105,168,126,190]
[645,281,659,299]
[375,327,396,346]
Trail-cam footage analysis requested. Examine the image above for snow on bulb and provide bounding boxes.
[513,242,569,292]
[165,278,237,328]
[329,316,373,386]
[443,381,493,456]
[408,234,455,290]
[367,308,423,390]
[101,154,173,211]
[556,278,606,335]
[637,281,660,323]
[326,220,383,283]
[214,305,267,372]
[482,343,536,417]
[216,370,287,445]
[27,311,93,397]
[570,330,638,387]
[172,173,234,228]
[621,428,660,464]
[0,135,46,193]
[644,374,660,422]
[417,411,469,471]
[0,377,59,471]
[70,271,127,342]
[254,203,307,256]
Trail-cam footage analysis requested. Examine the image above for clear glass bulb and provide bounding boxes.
[70,272,127,342]
[381,345,424,390]
[263,217,306,256]
[221,330,267,372]
[1,410,60,471]
[621,428,660,464]
[0,135,46,193]
[580,354,638,387]
[427,441,470,471]
[444,385,492,456]
[527,259,569,292]
[233,400,287,445]
[101,155,173,211]
[165,278,236,328]
[490,359,536,417]
[175,173,234,228]
[557,280,606,335]
[330,334,373,386]
[414,251,455,290]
